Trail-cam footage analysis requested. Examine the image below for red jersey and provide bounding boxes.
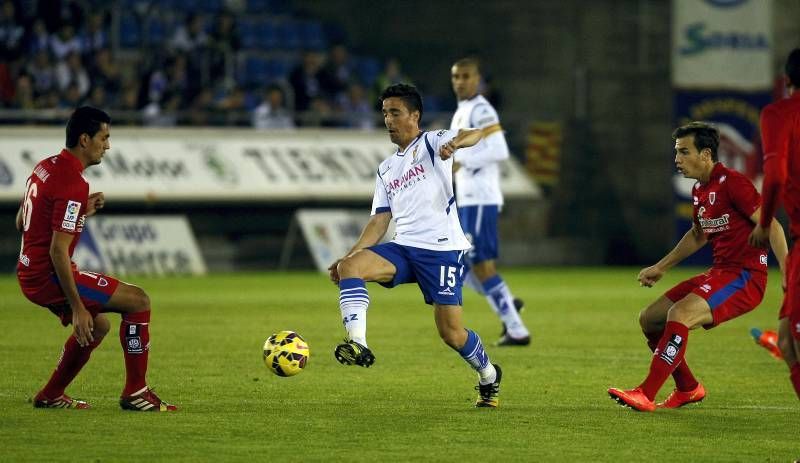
[17,149,89,289]
[759,91,800,238]
[692,163,766,273]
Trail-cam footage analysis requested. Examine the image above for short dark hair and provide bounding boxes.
[785,48,800,88]
[672,121,719,162]
[380,83,423,121]
[453,57,481,74]
[66,106,111,148]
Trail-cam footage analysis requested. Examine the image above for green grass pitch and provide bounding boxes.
[0,268,796,462]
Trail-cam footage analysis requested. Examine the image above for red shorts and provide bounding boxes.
[779,245,800,340]
[19,271,120,326]
[664,267,766,329]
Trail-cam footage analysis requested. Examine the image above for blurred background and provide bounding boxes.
[0,0,798,276]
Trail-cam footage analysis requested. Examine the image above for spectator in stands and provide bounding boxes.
[39,0,83,34]
[187,88,215,126]
[58,82,83,109]
[217,85,247,125]
[118,81,140,113]
[319,43,352,103]
[208,10,240,83]
[51,24,82,61]
[338,82,374,130]
[80,12,108,54]
[289,51,323,114]
[0,0,24,61]
[373,58,409,110]
[87,85,107,108]
[252,84,294,129]
[143,91,180,126]
[25,18,50,55]
[170,13,208,53]
[89,48,121,100]
[56,51,89,99]
[26,49,56,97]
[9,73,35,109]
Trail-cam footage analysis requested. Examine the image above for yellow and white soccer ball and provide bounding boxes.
[262,331,310,377]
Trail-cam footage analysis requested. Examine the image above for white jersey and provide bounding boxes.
[371,130,471,251]
[450,94,506,206]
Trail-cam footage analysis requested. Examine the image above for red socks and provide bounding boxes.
[120,310,150,396]
[645,330,698,392]
[790,363,800,400]
[38,336,103,400]
[639,321,690,400]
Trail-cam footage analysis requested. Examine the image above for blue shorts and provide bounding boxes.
[367,242,465,306]
[458,205,499,264]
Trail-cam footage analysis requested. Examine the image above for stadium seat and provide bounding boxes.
[257,20,278,50]
[144,16,167,46]
[356,57,380,87]
[239,19,258,49]
[120,14,142,49]
[247,0,270,13]
[300,20,326,50]
[241,55,269,86]
[276,21,301,51]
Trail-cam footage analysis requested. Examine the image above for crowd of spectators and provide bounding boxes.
[0,0,414,129]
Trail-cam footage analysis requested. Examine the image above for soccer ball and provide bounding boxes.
[262,331,310,377]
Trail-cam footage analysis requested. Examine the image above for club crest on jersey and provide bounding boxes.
[709,192,716,205]
[411,145,422,165]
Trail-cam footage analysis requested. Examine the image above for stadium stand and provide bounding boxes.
[0,0,396,128]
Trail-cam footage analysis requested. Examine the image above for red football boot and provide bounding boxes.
[607,387,656,412]
[120,387,178,412]
[657,383,706,409]
[32,394,90,409]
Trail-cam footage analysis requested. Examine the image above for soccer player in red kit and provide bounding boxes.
[608,122,788,411]
[748,48,800,400]
[16,106,176,411]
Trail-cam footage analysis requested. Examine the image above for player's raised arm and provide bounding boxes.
[439,128,483,160]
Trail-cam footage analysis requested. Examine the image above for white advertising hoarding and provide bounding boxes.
[73,215,207,276]
[672,0,772,90]
[0,128,541,202]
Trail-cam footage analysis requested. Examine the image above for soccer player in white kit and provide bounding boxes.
[450,58,530,346]
[327,83,503,407]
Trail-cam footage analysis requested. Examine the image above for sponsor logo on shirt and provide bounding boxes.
[759,255,768,265]
[61,220,76,231]
[19,252,30,267]
[698,213,730,232]
[386,165,426,193]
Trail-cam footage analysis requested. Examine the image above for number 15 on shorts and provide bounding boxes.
[440,266,457,288]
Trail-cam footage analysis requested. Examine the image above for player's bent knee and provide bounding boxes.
[115,284,151,312]
[337,256,362,279]
[93,314,111,339]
